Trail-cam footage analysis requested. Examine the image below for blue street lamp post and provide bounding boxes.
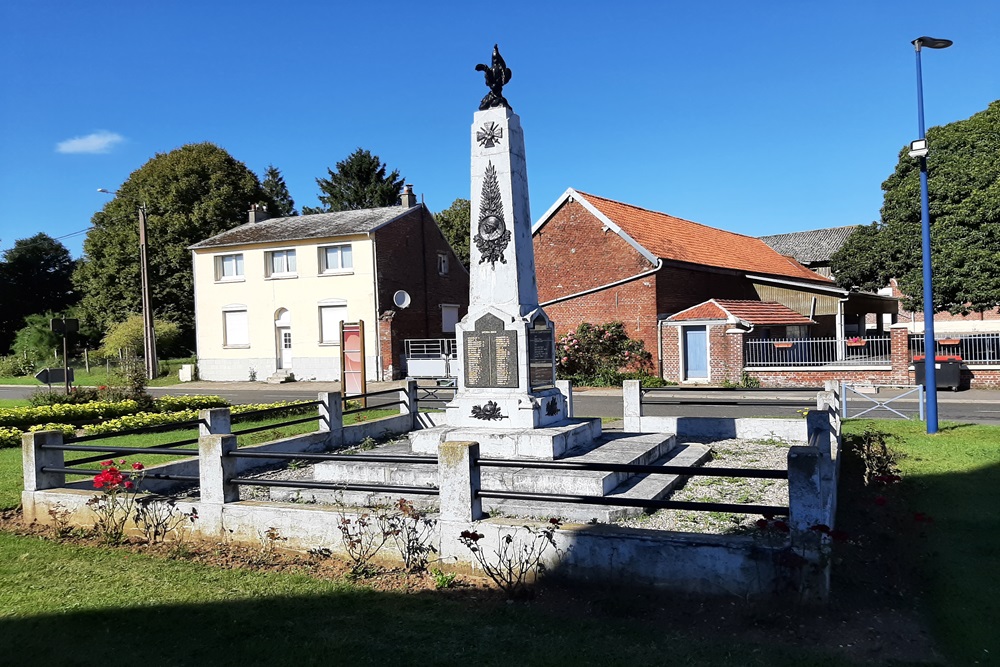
[911,36,952,434]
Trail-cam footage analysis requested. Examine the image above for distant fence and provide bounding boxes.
[908,333,1000,364]
[744,337,892,367]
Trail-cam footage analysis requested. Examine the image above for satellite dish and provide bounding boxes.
[393,290,411,308]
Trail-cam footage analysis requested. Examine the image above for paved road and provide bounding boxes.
[4,382,1000,425]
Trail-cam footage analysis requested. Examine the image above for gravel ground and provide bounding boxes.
[615,437,790,534]
[235,435,791,534]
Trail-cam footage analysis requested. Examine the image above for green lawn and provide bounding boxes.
[0,358,187,387]
[0,417,996,665]
[840,419,1000,665]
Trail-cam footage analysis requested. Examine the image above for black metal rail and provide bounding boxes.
[343,400,405,415]
[477,489,786,515]
[342,387,402,401]
[479,458,787,479]
[231,401,319,422]
[232,414,319,436]
[69,418,206,443]
[40,467,200,483]
[66,437,200,466]
[41,443,199,456]
[229,478,439,496]
[228,451,436,465]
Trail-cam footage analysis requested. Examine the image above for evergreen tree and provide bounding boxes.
[301,148,404,214]
[261,164,297,217]
[0,233,77,353]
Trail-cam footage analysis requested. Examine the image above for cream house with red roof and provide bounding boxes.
[531,189,896,383]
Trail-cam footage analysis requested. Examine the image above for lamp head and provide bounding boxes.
[912,36,953,50]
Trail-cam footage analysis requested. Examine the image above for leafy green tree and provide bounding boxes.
[73,143,273,348]
[98,315,182,360]
[12,312,63,362]
[434,198,471,269]
[0,233,77,353]
[301,148,404,214]
[261,164,297,217]
[832,100,1000,314]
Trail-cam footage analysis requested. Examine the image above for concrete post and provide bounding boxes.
[556,379,573,418]
[319,391,343,449]
[199,434,239,505]
[199,408,231,436]
[622,379,641,432]
[402,379,418,427]
[197,434,238,535]
[22,430,65,492]
[438,441,482,522]
[787,445,829,599]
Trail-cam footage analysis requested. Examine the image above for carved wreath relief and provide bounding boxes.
[471,401,505,421]
[474,161,510,268]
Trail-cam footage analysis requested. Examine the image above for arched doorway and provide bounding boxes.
[274,308,292,370]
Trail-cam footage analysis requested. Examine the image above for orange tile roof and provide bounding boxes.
[668,300,815,326]
[577,191,833,284]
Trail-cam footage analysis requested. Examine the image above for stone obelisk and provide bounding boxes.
[444,45,568,431]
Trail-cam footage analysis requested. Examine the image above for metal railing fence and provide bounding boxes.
[744,336,891,367]
[908,333,1000,364]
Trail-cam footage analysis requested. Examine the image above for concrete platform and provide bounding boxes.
[274,429,712,522]
[409,417,602,459]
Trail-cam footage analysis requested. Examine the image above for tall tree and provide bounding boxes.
[434,198,471,269]
[832,100,1000,314]
[261,164,297,217]
[301,148,404,214]
[73,143,273,349]
[0,233,77,353]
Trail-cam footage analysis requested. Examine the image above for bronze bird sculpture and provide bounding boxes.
[475,44,513,111]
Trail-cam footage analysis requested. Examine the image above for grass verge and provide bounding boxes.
[840,419,1000,665]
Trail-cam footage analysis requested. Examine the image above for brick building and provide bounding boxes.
[189,187,468,382]
[531,189,896,381]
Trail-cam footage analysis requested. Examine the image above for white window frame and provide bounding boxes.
[222,306,250,348]
[319,244,353,275]
[265,249,297,278]
[214,253,245,282]
[318,299,348,345]
[437,252,449,276]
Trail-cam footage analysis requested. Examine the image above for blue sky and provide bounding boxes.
[1,1,997,259]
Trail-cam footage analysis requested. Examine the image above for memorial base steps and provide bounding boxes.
[271,432,712,522]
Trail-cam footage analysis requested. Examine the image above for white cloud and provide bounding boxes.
[56,130,125,154]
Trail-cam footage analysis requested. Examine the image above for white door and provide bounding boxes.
[275,308,292,370]
[277,327,292,369]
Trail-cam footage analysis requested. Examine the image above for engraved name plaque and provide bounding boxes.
[464,313,518,388]
[528,317,555,388]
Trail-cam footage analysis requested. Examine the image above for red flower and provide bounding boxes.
[874,495,887,506]
[809,524,831,534]
[124,481,134,490]
[548,517,561,526]
[119,459,126,465]
[131,462,144,471]
[772,521,790,533]
[100,460,113,467]
[755,518,770,529]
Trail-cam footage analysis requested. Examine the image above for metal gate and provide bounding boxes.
[841,382,925,420]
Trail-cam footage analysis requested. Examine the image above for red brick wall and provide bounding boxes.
[373,207,470,379]
[534,200,661,369]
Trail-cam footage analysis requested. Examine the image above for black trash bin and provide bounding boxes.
[913,354,963,391]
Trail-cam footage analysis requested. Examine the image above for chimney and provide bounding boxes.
[400,184,416,208]
[248,203,271,224]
